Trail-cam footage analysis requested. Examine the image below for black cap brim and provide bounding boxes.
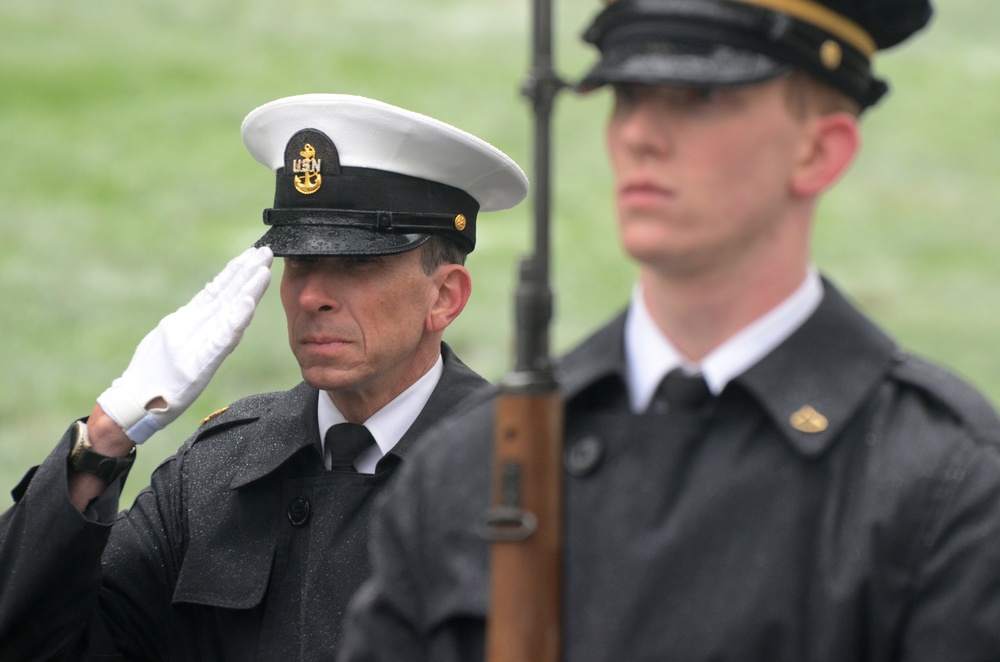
[577,39,791,93]
[255,224,431,258]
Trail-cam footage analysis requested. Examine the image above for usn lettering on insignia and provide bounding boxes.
[293,143,322,194]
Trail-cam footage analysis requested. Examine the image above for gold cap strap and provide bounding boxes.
[729,0,876,56]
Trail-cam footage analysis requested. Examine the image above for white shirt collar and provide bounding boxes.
[316,355,444,473]
[625,269,823,412]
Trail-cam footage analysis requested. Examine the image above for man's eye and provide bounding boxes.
[614,85,642,105]
[346,255,380,266]
[694,87,718,102]
[670,87,719,107]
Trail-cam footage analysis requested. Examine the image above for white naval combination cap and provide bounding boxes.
[241,93,529,256]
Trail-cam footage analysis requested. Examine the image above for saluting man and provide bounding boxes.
[339,1,1000,660]
[0,94,527,660]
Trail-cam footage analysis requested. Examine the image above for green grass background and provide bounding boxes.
[1,0,998,509]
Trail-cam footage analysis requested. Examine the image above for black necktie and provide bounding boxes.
[648,368,712,414]
[324,423,376,472]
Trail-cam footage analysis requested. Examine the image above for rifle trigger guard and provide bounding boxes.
[476,506,538,542]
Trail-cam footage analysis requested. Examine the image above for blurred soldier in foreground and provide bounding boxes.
[339,1,1000,660]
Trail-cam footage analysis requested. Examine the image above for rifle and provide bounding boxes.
[477,0,565,658]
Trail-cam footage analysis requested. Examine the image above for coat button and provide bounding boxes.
[287,496,311,526]
[564,435,605,477]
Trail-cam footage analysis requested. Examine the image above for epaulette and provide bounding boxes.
[891,352,1000,444]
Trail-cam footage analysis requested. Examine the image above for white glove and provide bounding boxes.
[97,246,273,443]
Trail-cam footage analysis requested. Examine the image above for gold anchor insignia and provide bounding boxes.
[293,143,322,195]
[790,405,829,434]
[200,407,229,426]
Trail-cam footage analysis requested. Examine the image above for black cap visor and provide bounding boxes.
[255,223,431,258]
[254,204,477,257]
[578,39,791,92]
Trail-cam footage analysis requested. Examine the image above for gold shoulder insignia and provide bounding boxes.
[200,407,229,426]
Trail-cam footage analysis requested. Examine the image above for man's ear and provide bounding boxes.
[791,112,860,197]
[426,264,472,334]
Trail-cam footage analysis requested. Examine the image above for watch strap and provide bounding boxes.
[69,421,136,484]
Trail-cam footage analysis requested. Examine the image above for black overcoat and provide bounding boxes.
[340,282,1000,662]
[0,343,489,661]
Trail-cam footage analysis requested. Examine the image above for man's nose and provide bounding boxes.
[297,272,341,313]
[615,102,673,157]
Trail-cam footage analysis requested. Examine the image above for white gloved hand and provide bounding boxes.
[97,246,273,443]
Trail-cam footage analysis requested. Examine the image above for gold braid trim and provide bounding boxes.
[729,0,876,56]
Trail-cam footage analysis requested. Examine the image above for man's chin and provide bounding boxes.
[628,247,719,282]
[299,366,357,393]
[621,241,686,270]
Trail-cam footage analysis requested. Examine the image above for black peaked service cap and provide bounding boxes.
[578,0,933,110]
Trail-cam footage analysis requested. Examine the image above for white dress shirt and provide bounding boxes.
[316,355,444,473]
[625,269,824,413]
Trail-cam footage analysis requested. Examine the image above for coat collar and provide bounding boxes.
[192,381,320,489]
[557,278,900,457]
[198,342,489,489]
[557,312,629,402]
[735,279,899,456]
[389,342,492,461]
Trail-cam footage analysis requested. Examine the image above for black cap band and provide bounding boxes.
[262,207,475,248]
[273,165,479,221]
[266,165,480,253]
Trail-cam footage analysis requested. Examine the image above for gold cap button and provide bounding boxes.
[820,40,842,70]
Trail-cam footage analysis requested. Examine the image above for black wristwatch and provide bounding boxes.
[69,421,136,484]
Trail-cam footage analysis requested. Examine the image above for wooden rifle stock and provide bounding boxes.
[484,378,563,662]
[478,0,564,657]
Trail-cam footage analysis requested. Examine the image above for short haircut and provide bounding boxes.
[784,70,861,120]
[419,235,468,275]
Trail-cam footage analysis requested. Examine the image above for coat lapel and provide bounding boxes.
[386,342,492,462]
[173,383,320,608]
[735,279,899,457]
